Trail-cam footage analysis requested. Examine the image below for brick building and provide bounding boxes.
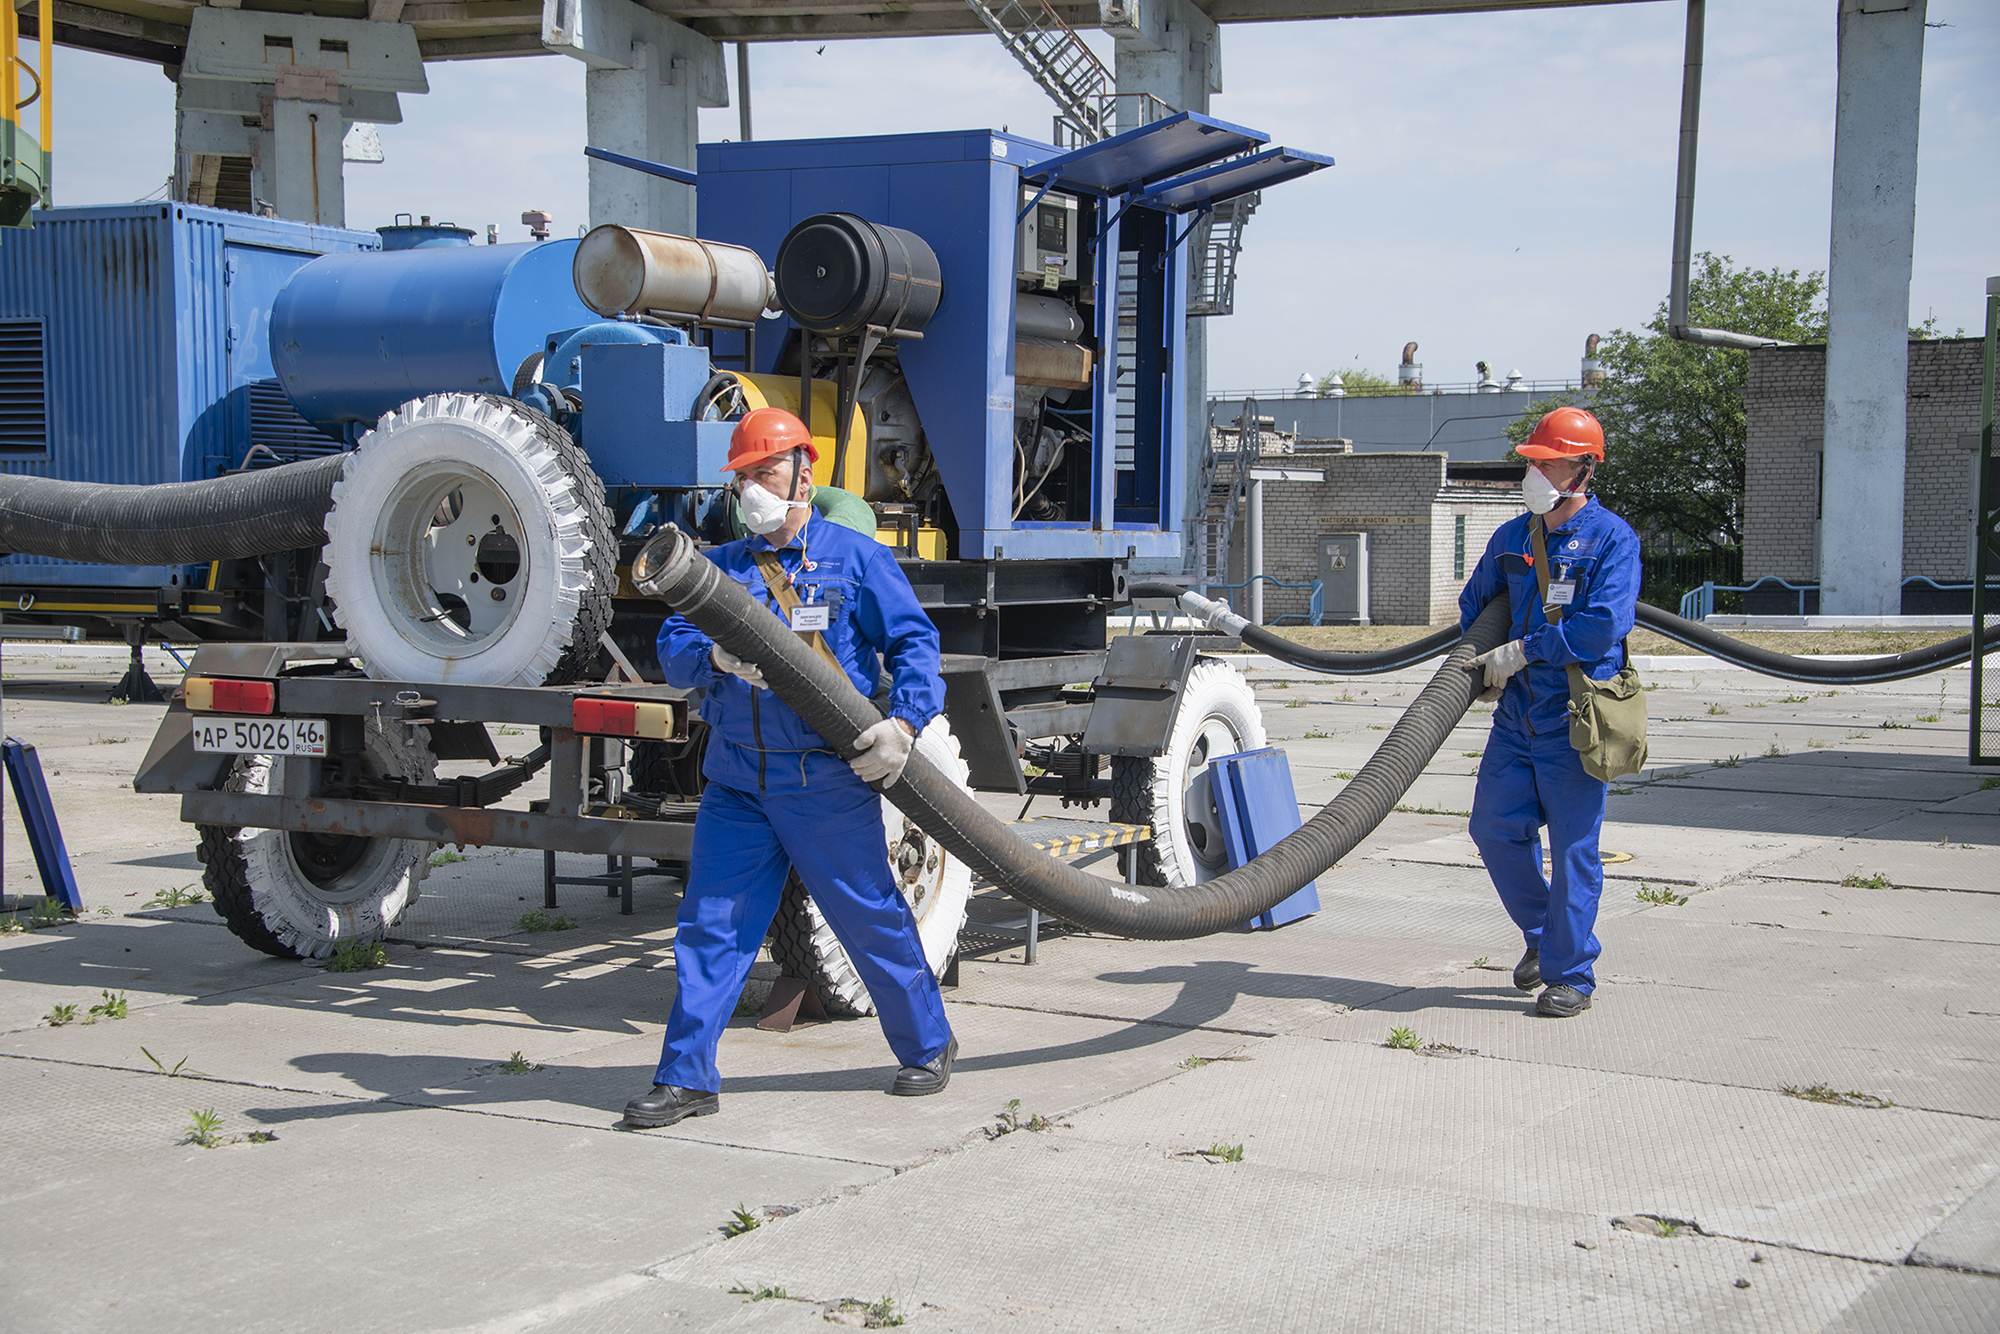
[1223,446,1522,625]
[1744,338,1987,585]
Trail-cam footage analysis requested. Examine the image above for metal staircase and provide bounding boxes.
[963,0,1115,146]
[1187,191,1259,318]
[1191,398,1261,588]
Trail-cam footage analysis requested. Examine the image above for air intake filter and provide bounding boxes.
[774,212,942,338]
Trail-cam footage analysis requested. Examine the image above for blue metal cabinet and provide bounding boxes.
[0,203,376,588]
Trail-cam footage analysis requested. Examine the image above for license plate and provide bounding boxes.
[191,717,328,757]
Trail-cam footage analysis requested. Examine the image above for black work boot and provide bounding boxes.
[624,1084,719,1128]
[890,1036,958,1096]
[1513,948,1542,993]
[1536,984,1592,1018]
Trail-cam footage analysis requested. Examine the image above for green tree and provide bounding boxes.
[1316,366,1407,397]
[1505,252,1828,553]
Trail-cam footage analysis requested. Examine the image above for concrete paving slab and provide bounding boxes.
[1589,783,1926,839]
[1820,1266,2000,1334]
[0,1060,884,1334]
[0,918,318,1032]
[1681,877,2000,946]
[1928,785,2000,816]
[1634,760,1987,804]
[1370,823,1822,892]
[1293,915,2000,1116]
[655,1133,1877,1334]
[1756,836,2000,893]
[490,1275,834,1334]
[0,941,680,1101]
[399,1001,1242,1170]
[1910,1170,2000,1276]
[1060,1035,2000,1263]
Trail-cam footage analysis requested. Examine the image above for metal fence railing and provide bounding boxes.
[1204,575,1324,626]
[1679,575,2000,621]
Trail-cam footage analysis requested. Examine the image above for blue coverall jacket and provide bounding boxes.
[651,513,953,1091]
[1458,497,1640,994]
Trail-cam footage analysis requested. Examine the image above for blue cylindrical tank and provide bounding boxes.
[377,220,475,250]
[270,240,595,429]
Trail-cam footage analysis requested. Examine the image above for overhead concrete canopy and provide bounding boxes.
[37,0,1658,68]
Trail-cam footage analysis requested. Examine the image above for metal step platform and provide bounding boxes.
[958,814,1151,968]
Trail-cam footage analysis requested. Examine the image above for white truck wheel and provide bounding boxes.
[768,717,974,1018]
[324,393,615,687]
[1111,658,1267,888]
[199,723,437,959]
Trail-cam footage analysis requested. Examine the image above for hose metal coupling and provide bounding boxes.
[631,524,695,600]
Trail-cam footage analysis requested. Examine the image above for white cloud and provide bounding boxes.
[47,0,1999,379]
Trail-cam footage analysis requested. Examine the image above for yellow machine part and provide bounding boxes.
[720,371,949,561]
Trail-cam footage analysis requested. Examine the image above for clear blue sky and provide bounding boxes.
[51,0,1997,393]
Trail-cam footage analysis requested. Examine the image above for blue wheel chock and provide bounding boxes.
[1208,746,1321,930]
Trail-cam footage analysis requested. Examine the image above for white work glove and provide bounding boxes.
[711,644,766,690]
[1470,639,1528,703]
[849,718,916,788]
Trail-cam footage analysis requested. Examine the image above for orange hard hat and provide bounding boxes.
[1519,406,1605,461]
[724,407,819,474]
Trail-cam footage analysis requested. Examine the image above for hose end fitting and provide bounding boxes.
[1178,589,1250,637]
[631,524,697,600]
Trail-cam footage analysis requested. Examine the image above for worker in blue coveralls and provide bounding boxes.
[623,407,956,1128]
[1458,406,1639,1018]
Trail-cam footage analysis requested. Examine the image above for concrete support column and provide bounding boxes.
[544,0,727,235]
[1819,0,1927,615]
[269,94,346,226]
[1104,0,1220,575]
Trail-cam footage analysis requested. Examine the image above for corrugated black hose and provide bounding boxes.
[0,454,344,565]
[1133,582,1999,687]
[631,525,1512,940]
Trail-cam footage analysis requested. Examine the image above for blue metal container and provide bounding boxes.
[272,240,595,430]
[0,203,377,588]
[377,218,476,251]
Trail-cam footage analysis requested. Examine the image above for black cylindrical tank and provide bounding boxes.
[773,213,941,338]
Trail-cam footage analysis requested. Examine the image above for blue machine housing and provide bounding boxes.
[0,203,377,589]
[272,239,595,433]
[696,128,1187,563]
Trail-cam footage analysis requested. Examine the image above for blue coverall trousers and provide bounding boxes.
[1468,724,1608,994]
[654,779,954,1091]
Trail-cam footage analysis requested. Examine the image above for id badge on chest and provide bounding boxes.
[790,602,830,633]
[1546,580,1576,608]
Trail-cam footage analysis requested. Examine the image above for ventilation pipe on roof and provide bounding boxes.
[1667,0,1789,351]
[1476,360,1501,392]
[1398,341,1422,390]
[1581,333,1605,386]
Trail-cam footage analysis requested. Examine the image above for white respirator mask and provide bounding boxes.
[736,453,811,536]
[1522,463,1587,515]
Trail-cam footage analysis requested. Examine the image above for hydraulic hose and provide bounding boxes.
[0,454,344,566]
[1141,583,1999,688]
[632,525,1511,940]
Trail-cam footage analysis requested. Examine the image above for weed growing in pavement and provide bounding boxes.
[1286,699,1307,709]
[1178,1056,1213,1071]
[990,1099,1067,1136]
[1710,755,1742,769]
[1422,1041,1477,1057]
[141,1047,202,1077]
[0,912,23,934]
[142,884,206,909]
[1707,703,1730,715]
[1395,803,1471,817]
[1385,1027,1421,1051]
[1879,720,1909,730]
[496,725,525,736]
[1336,690,1355,702]
[1331,771,1356,780]
[1609,785,1637,796]
[1781,1083,1892,1109]
[29,898,68,928]
[1205,1142,1245,1163]
[46,1003,76,1026]
[1266,680,1291,689]
[1765,741,1786,758]
[1471,956,1490,969]
[246,1130,278,1144]
[1982,776,2000,791]
[721,1205,762,1238]
[499,1051,540,1075]
[1303,730,1335,740]
[1779,694,1810,704]
[1809,738,1829,748]
[1463,751,1483,758]
[88,735,128,745]
[1841,873,1892,889]
[823,1296,904,1328]
[1847,731,1870,740]
[326,940,387,972]
[428,850,469,868]
[184,1109,225,1149]
[515,908,575,933]
[1636,884,1689,906]
[87,990,128,1022]
[730,1284,788,1302]
[1744,701,1767,709]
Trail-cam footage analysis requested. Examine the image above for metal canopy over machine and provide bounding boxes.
[1021,111,1267,196]
[1133,146,1336,213]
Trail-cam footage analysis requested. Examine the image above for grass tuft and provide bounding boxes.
[515,908,575,934]
[183,1108,224,1149]
[142,884,207,909]
[1781,1083,1892,1110]
[1385,1027,1421,1052]
[326,940,388,972]
[721,1205,762,1238]
[1636,883,1688,906]
[46,1002,77,1026]
[1840,872,1891,889]
[730,1283,788,1302]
